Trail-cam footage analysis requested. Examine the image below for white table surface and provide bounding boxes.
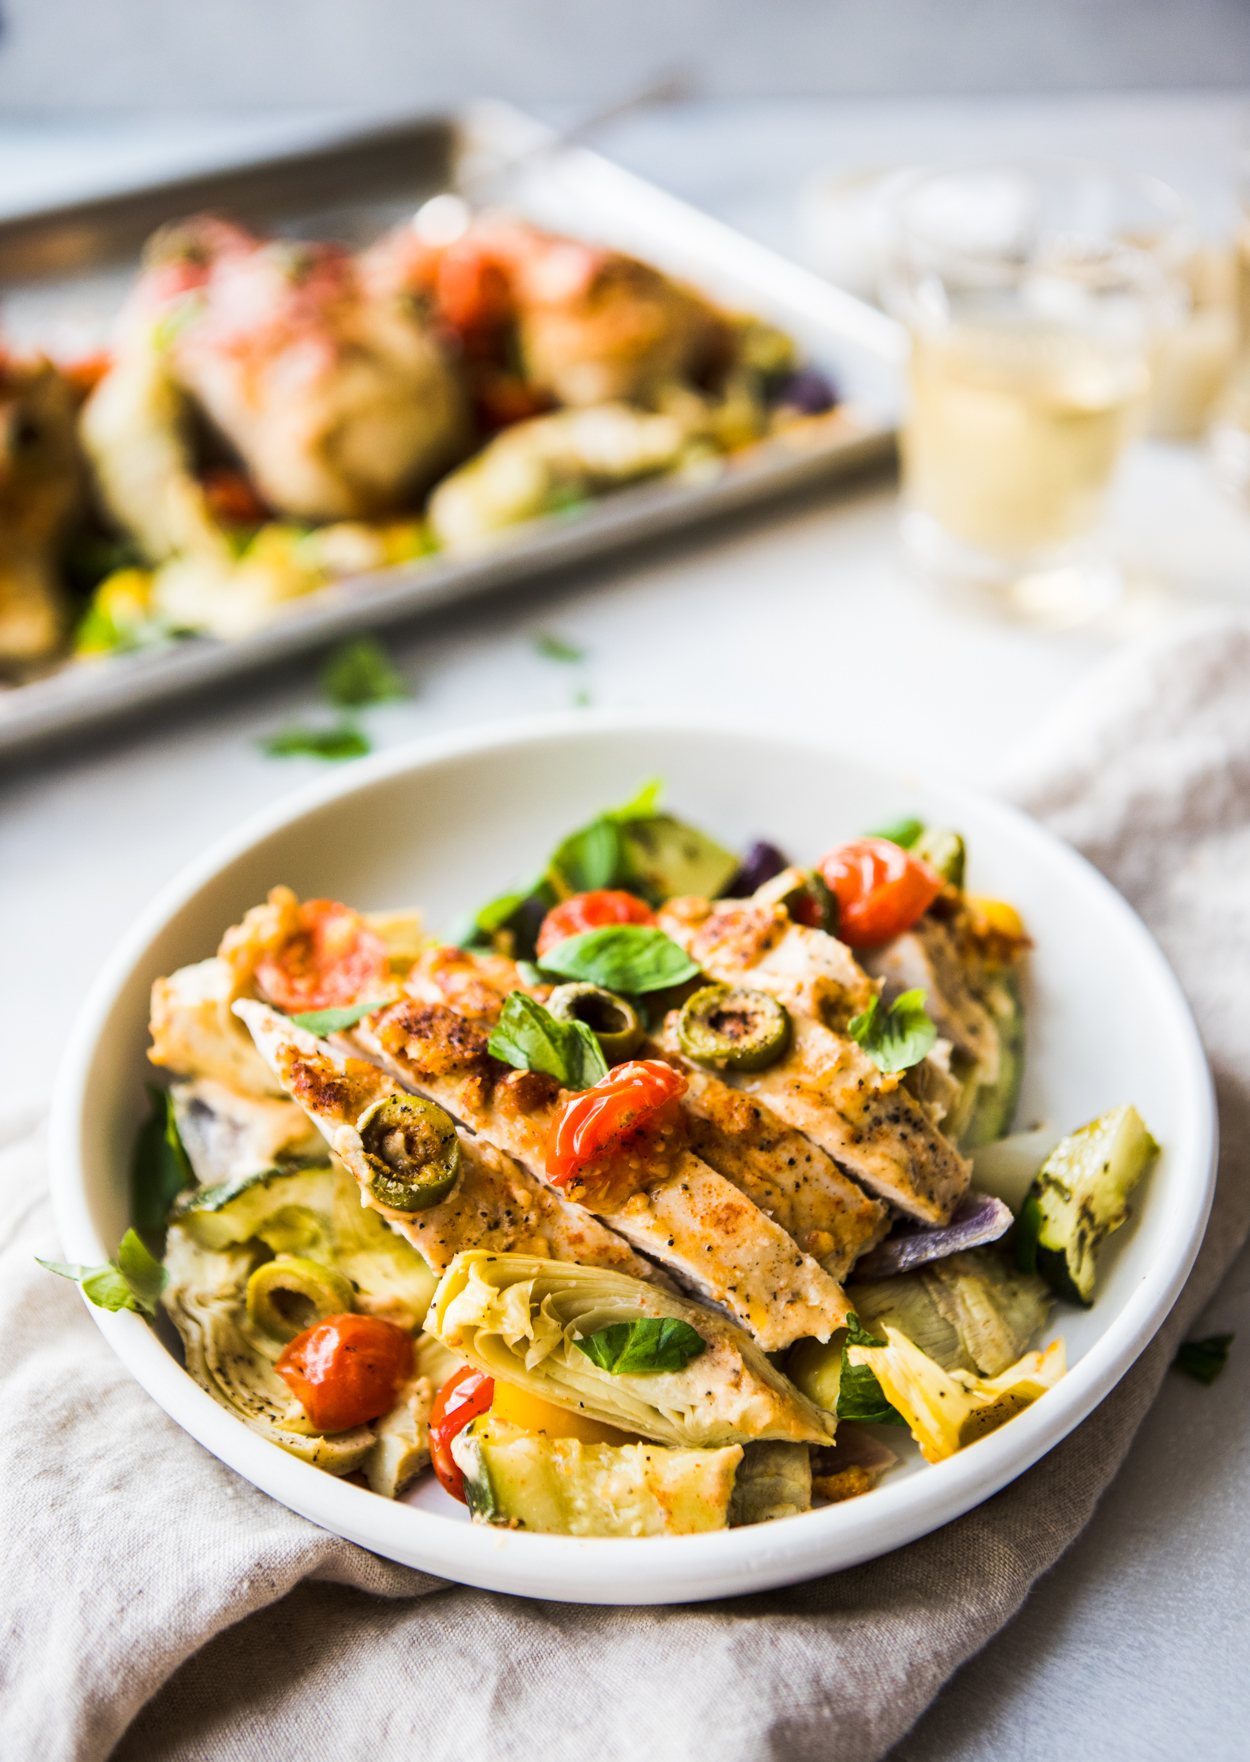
[2,93,1247,1761]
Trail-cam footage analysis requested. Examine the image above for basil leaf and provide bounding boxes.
[455,879,556,957]
[539,926,700,994]
[607,777,664,822]
[837,1313,907,1426]
[321,636,407,708]
[516,960,544,986]
[258,723,371,761]
[131,1086,192,1236]
[867,817,924,849]
[37,1228,168,1317]
[550,816,623,894]
[487,991,608,1090]
[848,988,937,1074]
[290,998,391,1036]
[1173,1333,1234,1386]
[533,632,585,663]
[576,1318,707,1375]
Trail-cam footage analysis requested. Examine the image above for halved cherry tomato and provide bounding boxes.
[275,1313,412,1433]
[817,838,942,949]
[255,898,388,1013]
[201,465,269,526]
[536,890,655,959]
[429,1365,496,1503]
[546,1059,688,1196]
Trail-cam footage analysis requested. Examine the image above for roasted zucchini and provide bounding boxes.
[1016,1105,1159,1305]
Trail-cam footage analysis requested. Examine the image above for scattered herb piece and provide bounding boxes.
[837,1314,907,1425]
[867,817,924,849]
[538,925,700,994]
[258,724,372,761]
[487,991,608,1090]
[131,1086,192,1236]
[572,687,592,707]
[848,988,937,1074]
[534,632,585,663]
[1173,1333,1233,1386]
[38,1229,169,1316]
[576,1317,707,1375]
[290,999,392,1036]
[321,636,408,708]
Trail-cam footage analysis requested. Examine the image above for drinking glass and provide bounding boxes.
[885,160,1191,625]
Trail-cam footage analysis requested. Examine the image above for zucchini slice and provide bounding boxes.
[1016,1105,1159,1306]
[960,971,1025,1150]
[451,1415,742,1536]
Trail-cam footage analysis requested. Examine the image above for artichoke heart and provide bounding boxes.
[429,1250,833,1448]
[847,1326,1066,1463]
[852,1247,1053,1378]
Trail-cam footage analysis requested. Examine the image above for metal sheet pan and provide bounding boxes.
[0,102,905,761]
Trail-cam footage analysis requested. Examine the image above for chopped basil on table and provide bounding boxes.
[576,1317,707,1375]
[487,991,609,1090]
[538,925,701,994]
[848,988,937,1074]
[532,632,585,663]
[131,1084,192,1235]
[290,998,391,1035]
[837,1314,907,1426]
[1172,1333,1234,1386]
[321,635,408,708]
[38,1228,169,1316]
[258,723,371,761]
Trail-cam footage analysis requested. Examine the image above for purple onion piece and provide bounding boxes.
[773,367,838,415]
[721,839,789,898]
[849,1191,1014,1281]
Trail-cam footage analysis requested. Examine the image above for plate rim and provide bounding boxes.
[47,708,1218,1605]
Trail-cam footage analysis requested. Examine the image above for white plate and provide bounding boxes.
[48,713,1216,1606]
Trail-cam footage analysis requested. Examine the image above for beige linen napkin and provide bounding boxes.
[7,610,1250,1762]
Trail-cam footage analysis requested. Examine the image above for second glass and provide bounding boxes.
[885,160,1191,624]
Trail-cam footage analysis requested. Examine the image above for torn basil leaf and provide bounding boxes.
[836,1314,907,1426]
[131,1085,193,1236]
[38,1228,169,1316]
[1173,1333,1233,1386]
[848,988,937,1074]
[538,925,700,994]
[321,636,407,708]
[290,998,391,1036]
[550,816,624,894]
[487,991,608,1090]
[868,817,924,849]
[575,1317,707,1375]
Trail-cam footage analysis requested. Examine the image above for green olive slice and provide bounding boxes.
[676,984,792,1072]
[356,1095,462,1212]
[247,1255,355,1343]
[547,982,643,1062]
[911,827,965,889]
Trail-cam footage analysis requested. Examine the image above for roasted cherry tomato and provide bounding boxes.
[255,898,388,1013]
[817,838,942,949]
[546,1059,688,1195]
[275,1313,412,1434]
[536,890,655,959]
[201,465,269,526]
[429,1365,496,1503]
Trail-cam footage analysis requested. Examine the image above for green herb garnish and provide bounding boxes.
[487,991,608,1090]
[551,817,623,894]
[576,1317,707,1375]
[837,1313,907,1425]
[1173,1333,1233,1386]
[131,1086,192,1237]
[258,724,372,761]
[848,988,937,1074]
[321,636,408,708]
[38,1229,169,1316]
[533,632,585,663]
[538,925,700,994]
[290,999,391,1036]
[867,817,924,849]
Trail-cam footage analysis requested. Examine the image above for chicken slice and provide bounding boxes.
[347,955,849,1349]
[663,1055,889,1281]
[233,1001,654,1283]
[658,897,971,1224]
